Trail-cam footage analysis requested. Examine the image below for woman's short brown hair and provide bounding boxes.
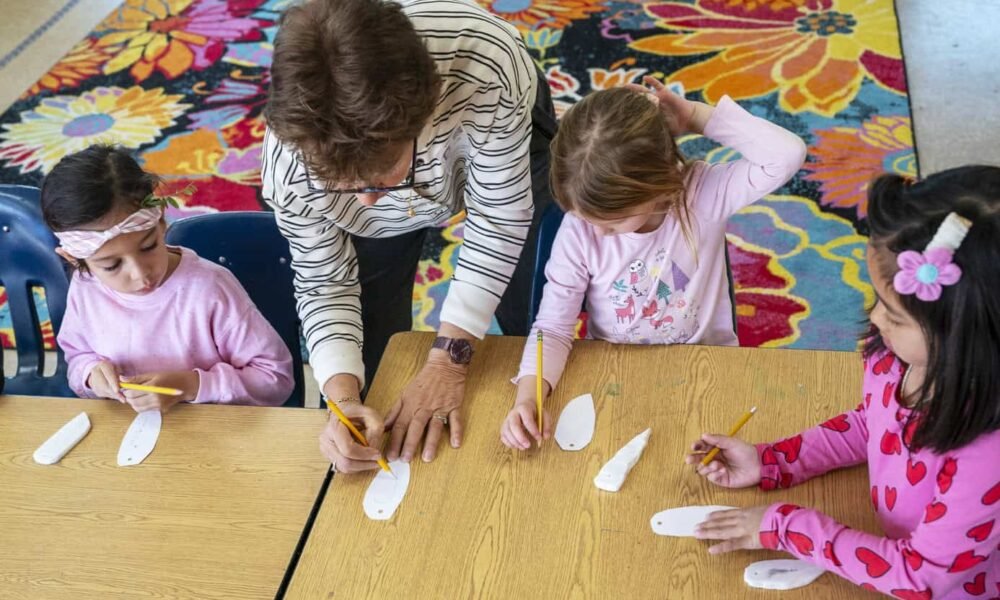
[265,0,442,185]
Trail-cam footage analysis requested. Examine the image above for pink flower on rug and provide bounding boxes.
[97,0,262,82]
[426,266,444,283]
[893,249,961,302]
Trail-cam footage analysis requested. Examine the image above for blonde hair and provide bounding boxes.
[550,87,695,249]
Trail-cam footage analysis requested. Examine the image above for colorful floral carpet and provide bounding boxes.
[0,0,914,353]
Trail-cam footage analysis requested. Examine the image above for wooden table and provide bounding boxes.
[0,396,329,599]
[287,332,879,599]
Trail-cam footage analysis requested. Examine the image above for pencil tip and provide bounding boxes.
[750,406,758,413]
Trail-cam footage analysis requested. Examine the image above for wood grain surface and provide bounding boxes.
[0,396,329,599]
[287,332,878,599]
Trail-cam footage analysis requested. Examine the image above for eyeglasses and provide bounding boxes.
[327,139,422,195]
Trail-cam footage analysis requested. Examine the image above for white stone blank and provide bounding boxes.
[363,460,410,521]
[649,505,736,537]
[744,559,825,590]
[594,428,651,492]
[554,393,595,451]
[117,410,162,467]
[33,412,91,465]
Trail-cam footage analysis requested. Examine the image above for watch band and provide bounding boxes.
[432,336,474,365]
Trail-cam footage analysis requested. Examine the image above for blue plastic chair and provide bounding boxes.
[0,184,74,396]
[528,204,565,325]
[528,204,739,337]
[165,212,305,407]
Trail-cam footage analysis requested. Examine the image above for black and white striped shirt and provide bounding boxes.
[261,0,537,389]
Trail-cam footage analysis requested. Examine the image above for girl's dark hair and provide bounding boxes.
[41,144,160,232]
[863,166,1000,452]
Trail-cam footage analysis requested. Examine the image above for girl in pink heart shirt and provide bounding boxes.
[688,167,1000,598]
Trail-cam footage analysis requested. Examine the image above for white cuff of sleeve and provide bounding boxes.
[310,340,367,392]
[440,281,500,339]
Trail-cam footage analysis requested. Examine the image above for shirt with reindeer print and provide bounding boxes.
[517,96,806,387]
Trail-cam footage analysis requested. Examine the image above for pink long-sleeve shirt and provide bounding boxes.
[58,246,295,406]
[516,96,807,386]
[757,350,1000,598]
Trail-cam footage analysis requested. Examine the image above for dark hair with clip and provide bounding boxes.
[41,144,161,273]
[863,166,1000,452]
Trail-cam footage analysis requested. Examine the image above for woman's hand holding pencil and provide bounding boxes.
[325,398,394,477]
[320,398,388,474]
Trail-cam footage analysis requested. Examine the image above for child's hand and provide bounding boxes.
[625,76,712,136]
[685,433,762,488]
[87,361,124,402]
[120,370,199,413]
[694,505,769,554]
[500,400,552,450]
[500,376,553,450]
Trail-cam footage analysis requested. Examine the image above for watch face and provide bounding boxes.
[449,339,473,364]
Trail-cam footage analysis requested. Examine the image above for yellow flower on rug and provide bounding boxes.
[0,87,189,174]
[22,39,115,99]
[479,0,607,31]
[631,0,905,116]
[97,0,260,82]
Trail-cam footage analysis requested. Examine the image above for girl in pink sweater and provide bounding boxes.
[44,145,295,410]
[689,168,1000,598]
[501,79,807,449]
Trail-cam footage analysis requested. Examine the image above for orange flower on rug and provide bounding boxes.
[804,115,915,218]
[631,0,904,116]
[22,40,115,99]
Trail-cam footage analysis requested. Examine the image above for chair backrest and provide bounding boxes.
[528,204,566,325]
[528,204,739,338]
[0,184,74,396]
[165,212,305,407]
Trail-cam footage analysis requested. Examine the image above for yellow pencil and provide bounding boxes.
[536,330,544,436]
[119,382,183,396]
[324,397,394,478]
[700,406,758,466]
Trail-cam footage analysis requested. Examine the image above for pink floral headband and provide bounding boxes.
[893,212,972,301]
[54,206,163,260]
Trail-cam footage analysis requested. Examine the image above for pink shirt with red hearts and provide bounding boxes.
[755,350,999,598]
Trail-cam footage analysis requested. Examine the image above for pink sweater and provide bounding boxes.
[517,96,807,386]
[757,350,1000,598]
[58,247,295,406]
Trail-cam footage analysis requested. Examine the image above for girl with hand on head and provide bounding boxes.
[502,78,807,449]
